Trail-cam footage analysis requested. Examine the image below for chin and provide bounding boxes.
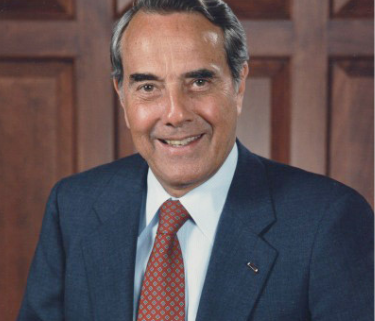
[163,173,200,188]
[160,169,212,193]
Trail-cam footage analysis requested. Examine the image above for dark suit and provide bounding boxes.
[18,142,374,321]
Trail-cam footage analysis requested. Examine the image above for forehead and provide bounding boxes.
[120,12,227,75]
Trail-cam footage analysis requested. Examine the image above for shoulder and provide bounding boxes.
[236,142,372,223]
[237,141,366,203]
[260,156,351,196]
[58,153,145,190]
[254,154,373,233]
[257,158,373,320]
[51,153,147,211]
[259,155,369,207]
[40,153,148,243]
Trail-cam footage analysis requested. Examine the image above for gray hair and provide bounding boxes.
[110,0,249,86]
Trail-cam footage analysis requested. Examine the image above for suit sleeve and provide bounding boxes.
[17,181,65,321]
[308,190,374,321]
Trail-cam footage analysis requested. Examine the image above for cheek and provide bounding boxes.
[197,97,238,130]
[125,103,158,135]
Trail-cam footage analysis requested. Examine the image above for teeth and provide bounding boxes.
[165,135,201,147]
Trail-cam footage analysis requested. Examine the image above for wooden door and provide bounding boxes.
[0,1,114,319]
[0,0,373,320]
[234,0,374,208]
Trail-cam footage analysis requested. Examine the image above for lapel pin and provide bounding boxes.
[247,262,259,274]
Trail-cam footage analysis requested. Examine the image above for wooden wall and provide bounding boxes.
[0,0,373,320]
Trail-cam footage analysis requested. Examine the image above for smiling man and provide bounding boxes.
[18,1,373,321]
[114,11,247,198]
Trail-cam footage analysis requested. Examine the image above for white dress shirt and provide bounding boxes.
[133,143,238,320]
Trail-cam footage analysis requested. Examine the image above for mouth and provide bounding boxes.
[159,134,203,147]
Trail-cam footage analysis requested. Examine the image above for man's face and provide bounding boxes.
[115,12,248,197]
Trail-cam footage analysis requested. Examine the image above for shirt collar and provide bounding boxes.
[145,142,238,244]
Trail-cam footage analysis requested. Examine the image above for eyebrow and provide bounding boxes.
[128,68,217,86]
[129,73,160,85]
[184,69,216,79]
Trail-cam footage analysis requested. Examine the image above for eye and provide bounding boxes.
[194,79,208,87]
[141,84,155,92]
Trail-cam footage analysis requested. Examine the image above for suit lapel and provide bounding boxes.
[196,142,278,321]
[81,157,148,321]
[79,143,277,321]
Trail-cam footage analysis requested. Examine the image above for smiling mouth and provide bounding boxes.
[160,134,203,147]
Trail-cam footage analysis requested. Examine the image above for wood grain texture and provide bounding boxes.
[241,20,294,56]
[0,2,115,319]
[0,60,75,320]
[115,0,292,19]
[329,59,374,207]
[0,21,78,57]
[226,0,291,19]
[290,0,329,174]
[270,60,291,164]
[238,59,290,162]
[328,20,374,56]
[75,0,114,170]
[0,1,115,171]
[332,0,374,18]
[0,0,74,19]
[239,75,272,158]
[115,0,133,18]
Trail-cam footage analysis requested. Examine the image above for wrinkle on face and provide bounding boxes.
[116,11,247,196]
[123,12,228,80]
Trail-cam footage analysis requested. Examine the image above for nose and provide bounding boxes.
[162,88,193,127]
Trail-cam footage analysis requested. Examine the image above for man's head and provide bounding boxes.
[111,0,249,88]
[112,0,249,197]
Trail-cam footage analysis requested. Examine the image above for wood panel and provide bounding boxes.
[74,0,114,170]
[115,0,132,17]
[0,0,74,19]
[116,0,292,20]
[242,20,294,56]
[237,59,290,162]
[0,2,114,320]
[226,0,291,19]
[0,60,75,320]
[290,0,329,174]
[332,0,374,18]
[239,74,272,158]
[328,59,374,207]
[0,2,114,172]
[328,20,374,56]
[0,21,78,57]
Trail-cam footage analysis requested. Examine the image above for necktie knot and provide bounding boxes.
[157,200,190,235]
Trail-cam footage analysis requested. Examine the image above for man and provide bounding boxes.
[18,0,373,320]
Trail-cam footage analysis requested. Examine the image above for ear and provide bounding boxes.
[113,79,130,129]
[235,62,249,116]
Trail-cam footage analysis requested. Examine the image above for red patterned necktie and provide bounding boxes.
[137,200,190,321]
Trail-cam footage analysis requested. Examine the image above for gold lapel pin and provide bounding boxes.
[247,262,259,274]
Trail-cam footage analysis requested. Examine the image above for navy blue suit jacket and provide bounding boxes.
[18,142,374,321]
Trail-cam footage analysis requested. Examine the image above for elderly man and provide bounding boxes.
[18,0,373,320]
